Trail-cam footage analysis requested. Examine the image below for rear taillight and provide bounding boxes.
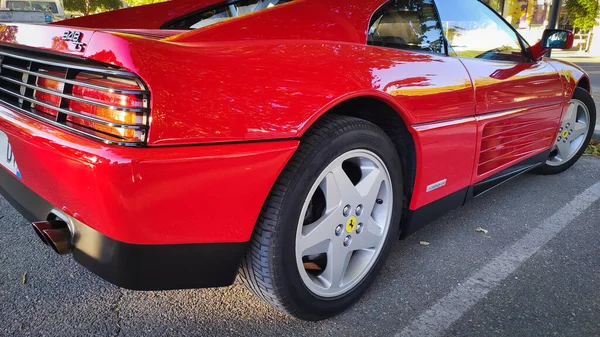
[67,73,147,142]
[0,48,149,146]
[0,46,150,146]
[29,69,148,145]
[33,70,65,117]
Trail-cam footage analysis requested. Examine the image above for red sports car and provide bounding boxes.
[0,0,595,320]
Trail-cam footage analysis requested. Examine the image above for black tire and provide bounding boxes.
[536,87,597,175]
[238,115,403,321]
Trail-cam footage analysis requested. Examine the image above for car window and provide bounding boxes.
[435,0,526,62]
[367,0,445,54]
[6,0,58,13]
[6,1,32,10]
[163,0,292,30]
[32,1,58,13]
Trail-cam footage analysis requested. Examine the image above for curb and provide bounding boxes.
[594,127,600,142]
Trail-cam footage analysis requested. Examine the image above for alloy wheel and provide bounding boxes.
[548,99,591,166]
[295,149,393,298]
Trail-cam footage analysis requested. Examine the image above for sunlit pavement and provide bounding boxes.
[1,66,600,336]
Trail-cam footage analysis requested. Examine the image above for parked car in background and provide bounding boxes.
[0,0,64,21]
[0,0,595,321]
[0,8,45,23]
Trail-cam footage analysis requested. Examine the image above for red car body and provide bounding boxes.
[0,0,590,290]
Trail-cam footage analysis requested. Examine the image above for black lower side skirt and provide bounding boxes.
[401,150,550,238]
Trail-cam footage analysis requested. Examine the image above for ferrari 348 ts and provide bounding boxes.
[0,0,595,320]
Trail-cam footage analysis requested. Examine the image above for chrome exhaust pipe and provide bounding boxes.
[43,227,72,255]
[32,221,51,245]
[31,220,73,255]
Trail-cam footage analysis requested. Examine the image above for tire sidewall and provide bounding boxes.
[565,88,596,161]
[541,87,596,174]
[272,122,403,320]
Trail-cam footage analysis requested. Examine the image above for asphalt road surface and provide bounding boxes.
[1,62,600,337]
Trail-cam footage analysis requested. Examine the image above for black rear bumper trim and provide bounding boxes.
[0,167,248,290]
[72,238,248,291]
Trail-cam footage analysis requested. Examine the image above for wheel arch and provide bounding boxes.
[577,75,591,92]
[303,95,418,233]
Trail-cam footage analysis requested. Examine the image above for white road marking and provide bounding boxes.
[397,181,600,337]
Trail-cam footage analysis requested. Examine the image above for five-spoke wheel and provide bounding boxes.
[239,115,403,320]
[548,99,591,166]
[296,149,393,298]
[538,87,596,175]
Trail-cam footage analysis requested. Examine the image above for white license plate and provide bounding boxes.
[0,131,21,179]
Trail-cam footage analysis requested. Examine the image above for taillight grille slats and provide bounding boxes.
[0,48,149,146]
[2,64,149,95]
[0,85,146,130]
[0,75,148,114]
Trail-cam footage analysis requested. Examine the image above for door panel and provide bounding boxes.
[474,103,565,181]
[435,0,566,182]
[366,0,478,209]
[459,59,564,115]
[459,58,565,181]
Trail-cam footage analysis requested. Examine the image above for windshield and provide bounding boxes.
[6,0,59,13]
[6,1,31,10]
[32,1,58,13]
[164,0,292,30]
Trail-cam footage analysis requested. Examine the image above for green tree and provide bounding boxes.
[63,0,122,15]
[565,0,600,31]
[482,0,504,13]
[123,0,165,6]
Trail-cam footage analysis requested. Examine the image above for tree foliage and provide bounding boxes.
[123,0,165,7]
[63,0,122,15]
[483,0,504,12]
[565,0,600,31]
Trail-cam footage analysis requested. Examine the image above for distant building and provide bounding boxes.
[483,0,597,54]
[482,0,553,44]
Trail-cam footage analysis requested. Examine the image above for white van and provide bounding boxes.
[0,0,65,21]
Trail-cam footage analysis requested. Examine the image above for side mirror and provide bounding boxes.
[529,29,574,61]
[542,29,574,49]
